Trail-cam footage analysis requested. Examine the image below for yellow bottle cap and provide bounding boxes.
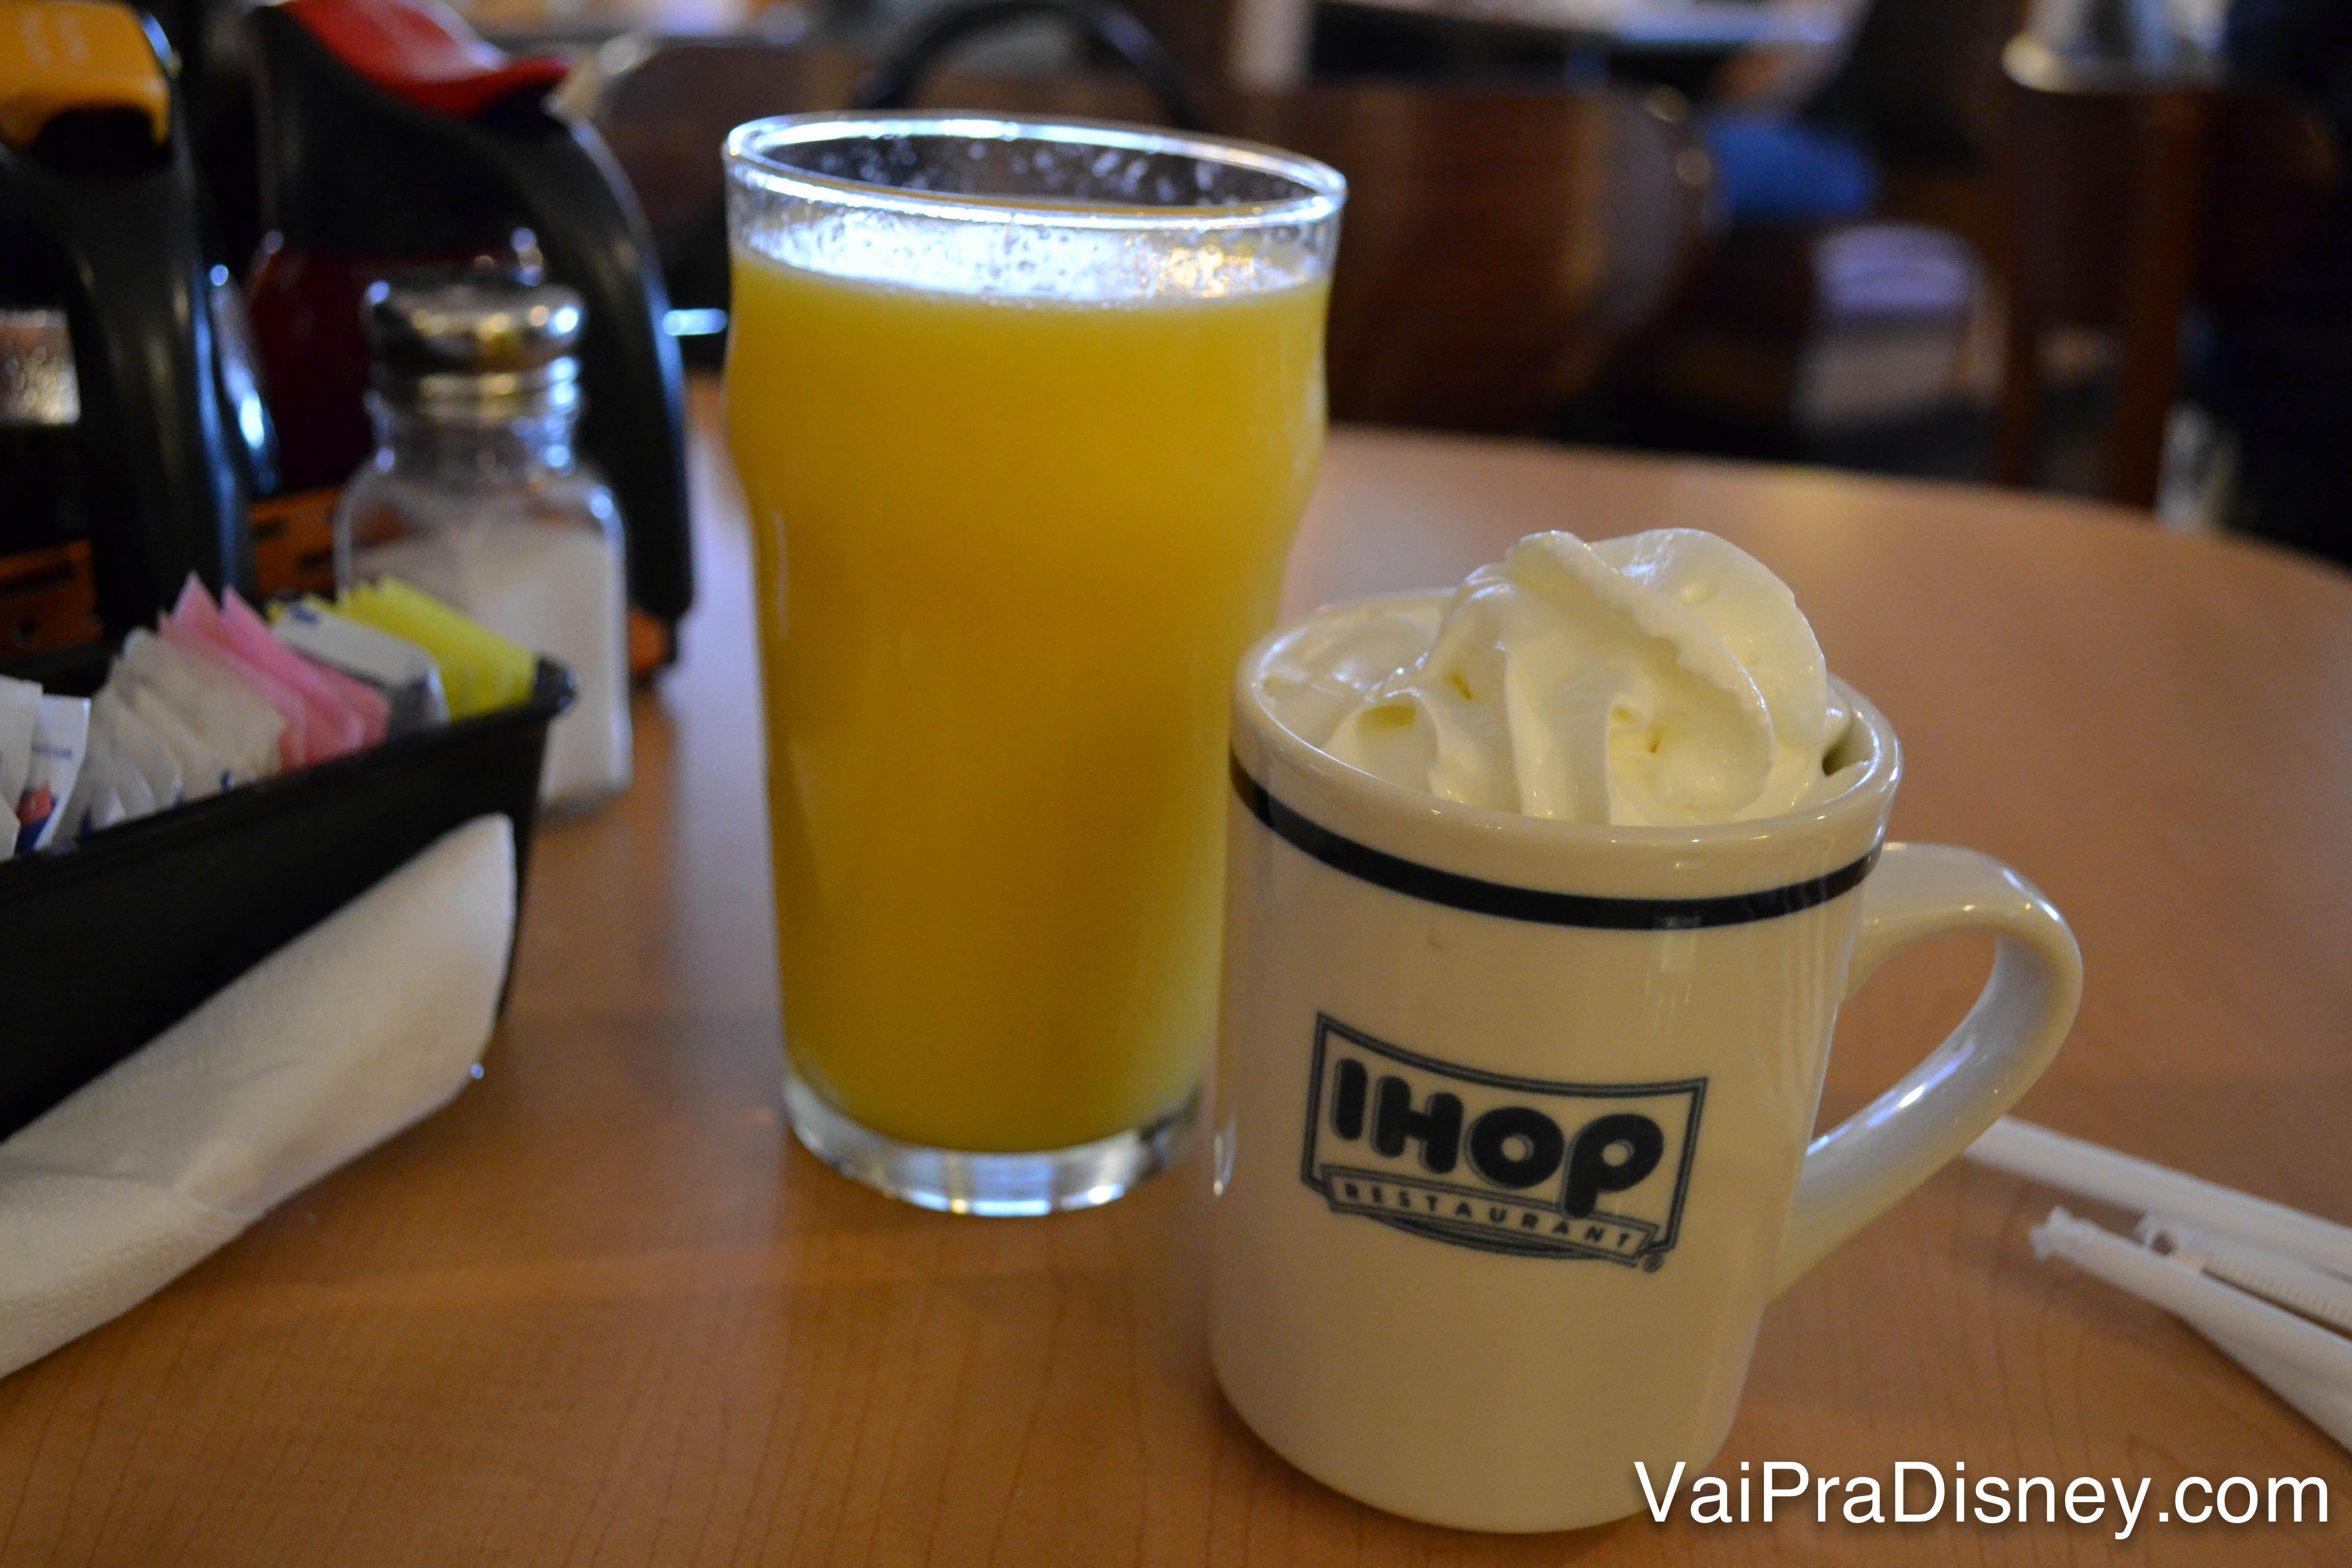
[0,1,169,151]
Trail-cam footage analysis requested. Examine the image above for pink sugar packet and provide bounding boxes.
[218,586,386,751]
[167,580,388,760]
[164,578,312,768]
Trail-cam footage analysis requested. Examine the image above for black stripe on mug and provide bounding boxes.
[1231,754,1877,929]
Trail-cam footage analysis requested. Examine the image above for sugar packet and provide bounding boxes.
[90,687,183,809]
[336,578,535,721]
[114,630,282,783]
[161,586,312,769]
[0,676,37,862]
[272,598,450,738]
[218,587,386,750]
[14,694,88,853]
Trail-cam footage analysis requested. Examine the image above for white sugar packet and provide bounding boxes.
[14,694,89,854]
[0,676,37,862]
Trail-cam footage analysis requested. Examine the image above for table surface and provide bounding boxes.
[5,394,2349,1564]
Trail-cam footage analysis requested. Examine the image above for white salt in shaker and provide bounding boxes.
[336,279,631,811]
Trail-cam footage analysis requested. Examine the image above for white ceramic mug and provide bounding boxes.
[1208,602,2084,1533]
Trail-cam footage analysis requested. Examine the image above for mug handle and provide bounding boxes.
[1772,841,2084,1294]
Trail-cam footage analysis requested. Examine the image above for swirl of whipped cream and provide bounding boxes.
[1259,530,1856,826]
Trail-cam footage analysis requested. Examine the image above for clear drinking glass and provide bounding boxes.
[722,114,1343,1214]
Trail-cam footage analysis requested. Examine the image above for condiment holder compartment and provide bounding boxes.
[0,659,573,1139]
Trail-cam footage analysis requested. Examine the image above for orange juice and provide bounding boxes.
[726,250,1328,1152]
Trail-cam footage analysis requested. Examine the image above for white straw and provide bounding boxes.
[1970,1118,2352,1280]
[2030,1210,2352,1392]
[2138,1217,2352,1337]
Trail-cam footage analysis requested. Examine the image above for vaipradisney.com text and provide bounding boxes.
[1636,1461,2332,1540]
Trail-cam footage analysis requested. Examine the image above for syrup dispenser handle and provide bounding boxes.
[252,0,693,638]
[0,4,254,631]
[473,112,693,629]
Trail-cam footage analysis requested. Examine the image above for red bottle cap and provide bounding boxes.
[280,0,568,120]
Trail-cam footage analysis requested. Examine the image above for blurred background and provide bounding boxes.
[170,0,2352,566]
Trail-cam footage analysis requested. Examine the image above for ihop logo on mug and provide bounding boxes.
[1299,1015,1705,1270]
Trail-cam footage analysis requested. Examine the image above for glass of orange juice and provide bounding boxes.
[721,115,1344,1214]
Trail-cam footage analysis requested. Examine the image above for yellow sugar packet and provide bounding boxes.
[332,580,537,721]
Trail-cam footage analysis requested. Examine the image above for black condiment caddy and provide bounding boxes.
[0,657,572,1140]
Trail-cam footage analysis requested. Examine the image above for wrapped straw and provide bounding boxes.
[1975,1118,2352,1455]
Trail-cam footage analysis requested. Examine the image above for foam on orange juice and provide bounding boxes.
[726,249,1327,1152]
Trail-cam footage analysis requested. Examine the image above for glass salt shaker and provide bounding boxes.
[335,279,631,811]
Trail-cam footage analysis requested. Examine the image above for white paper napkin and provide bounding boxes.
[0,814,517,1378]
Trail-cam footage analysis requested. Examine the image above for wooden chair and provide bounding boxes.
[581,40,866,305]
[1108,0,1308,87]
[1991,37,2339,509]
[589,38,1709,433]
[1211,83,1707,431]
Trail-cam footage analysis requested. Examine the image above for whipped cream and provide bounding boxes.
[1260,530,1859,826]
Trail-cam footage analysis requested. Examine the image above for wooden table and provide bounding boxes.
[5,399,2349,1563]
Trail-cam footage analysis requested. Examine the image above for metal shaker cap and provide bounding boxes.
[362,279,583,416]
[0,310,79,426]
